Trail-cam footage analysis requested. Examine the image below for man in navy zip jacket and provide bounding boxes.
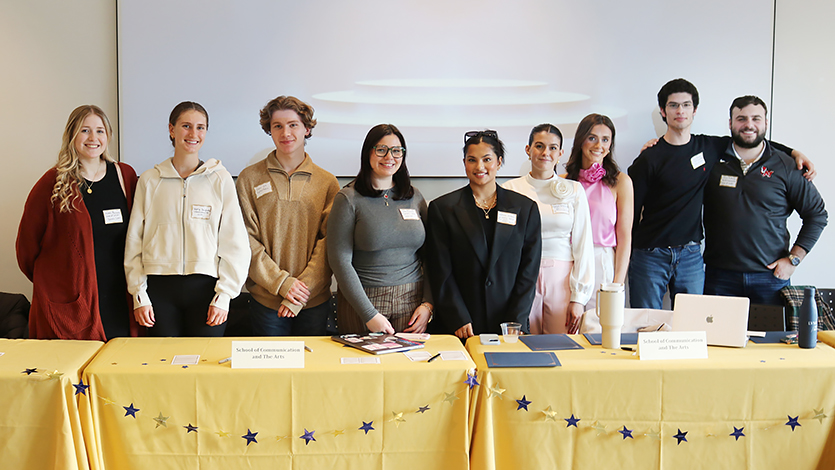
[703,95,827,305]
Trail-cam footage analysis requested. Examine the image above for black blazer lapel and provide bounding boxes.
[453,187,489,269]
[487,186,520,273]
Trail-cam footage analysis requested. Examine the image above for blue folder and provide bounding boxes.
[484,352,561,368]
[749,331,797,344]
[519,334,583,351]
[583,333,639,346]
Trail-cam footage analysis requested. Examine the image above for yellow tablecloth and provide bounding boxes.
[81,336,475,470]
[0,338,103,470]
[466,334,835,470]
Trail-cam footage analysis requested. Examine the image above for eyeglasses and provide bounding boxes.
[464,130,499,144]
[665,102,694,110]
[372,145,405,159]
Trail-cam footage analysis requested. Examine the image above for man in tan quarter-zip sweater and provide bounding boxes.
[236,96,339,336]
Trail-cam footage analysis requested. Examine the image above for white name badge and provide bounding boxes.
[691,152,705,169]
[399,208,420,220]
[191,204,212,219]
[231,341,304,369]
[497,211,517,225]
[638,331,708,361]
[719,175,738,188]
[254,182,272,199]
[103,208,123,224]
[551,203,570,214]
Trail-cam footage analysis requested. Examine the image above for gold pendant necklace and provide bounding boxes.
[474,192,497,219]
[82,159,105,194]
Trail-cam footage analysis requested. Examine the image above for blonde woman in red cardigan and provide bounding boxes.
[17,105,138,341]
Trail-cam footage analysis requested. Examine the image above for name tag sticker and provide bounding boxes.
[103,208,123,224]
[399,208,420,220]
[192,204,212,219]
[551,203,570,214]
[254,182,272,198]
[719,175,738,188]
[497,211,517,226]
[691,152,705,169]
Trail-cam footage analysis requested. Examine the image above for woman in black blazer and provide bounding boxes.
[426,130,542,339]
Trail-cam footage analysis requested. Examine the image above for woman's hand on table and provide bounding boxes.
[285,280,310,305]
[134,305,155,327]
[454,323,474,339]
[565,301,584,334]
[404,302,432,333]
[366,313,395,334]
[206,306,228,326]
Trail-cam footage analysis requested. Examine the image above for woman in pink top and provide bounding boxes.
[564,114,633,312]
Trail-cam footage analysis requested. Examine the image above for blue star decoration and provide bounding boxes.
[786,415,801,431]
[242,429,258,445]
[618,426,633,440]
[123,403,139,418]
[417,405,430,414]
[22,368,37,375]
[673,429,688,445]
[300,429,316,445]
[359,421,375,434]
[730,427,745,441]
[73,379,89,396]
[464,372,480,389]
[565,414,580,428]
[516,395,531,411]
[183,424,198,433]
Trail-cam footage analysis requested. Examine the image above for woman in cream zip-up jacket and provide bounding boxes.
[124,102,249,336]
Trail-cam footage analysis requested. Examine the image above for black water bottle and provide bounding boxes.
[798,287,818,349]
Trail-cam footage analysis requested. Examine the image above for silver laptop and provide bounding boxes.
[672,294,750,347]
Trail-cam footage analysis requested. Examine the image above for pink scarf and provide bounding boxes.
[579,162,606,184]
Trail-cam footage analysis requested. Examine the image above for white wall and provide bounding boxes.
[773,0,834,288]
[0,0,118,297]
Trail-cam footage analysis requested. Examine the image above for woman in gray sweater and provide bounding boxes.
[327,124,433,334]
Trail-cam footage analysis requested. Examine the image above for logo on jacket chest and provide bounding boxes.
[760,166,773,178]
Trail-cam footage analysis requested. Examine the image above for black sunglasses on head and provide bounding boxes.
[464,130,499,144]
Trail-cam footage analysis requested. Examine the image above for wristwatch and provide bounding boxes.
[788,254,801,266]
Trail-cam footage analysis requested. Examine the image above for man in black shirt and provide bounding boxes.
[702,96,827,305]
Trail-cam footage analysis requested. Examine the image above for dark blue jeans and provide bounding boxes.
[628,243,705,309]
[704,266,789,306]
[249,298,330,336]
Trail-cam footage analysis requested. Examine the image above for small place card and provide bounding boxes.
[440,351,468,361]
[171,355,200,365]
[341,357,380,364]
[231,341,304,369]
[638,331,708,361]
[403,350,432,362]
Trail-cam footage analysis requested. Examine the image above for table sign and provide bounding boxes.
[231,341,304,369]
[638,331,708,361]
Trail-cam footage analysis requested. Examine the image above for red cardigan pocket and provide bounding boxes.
[45,294,94,339]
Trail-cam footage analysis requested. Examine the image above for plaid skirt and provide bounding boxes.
[336,281,423,334]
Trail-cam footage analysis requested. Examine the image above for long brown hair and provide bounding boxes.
[51,105,115,213]
[565,114,620,188]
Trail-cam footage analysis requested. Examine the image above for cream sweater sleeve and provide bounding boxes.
[210,169,251,311]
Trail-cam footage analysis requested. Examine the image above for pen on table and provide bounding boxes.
[427,353,441,363]
[304,345,312,352]
[621,346,636,352]
[218,357,231,364]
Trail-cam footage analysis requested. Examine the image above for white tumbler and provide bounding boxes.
[596,282,625,349]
